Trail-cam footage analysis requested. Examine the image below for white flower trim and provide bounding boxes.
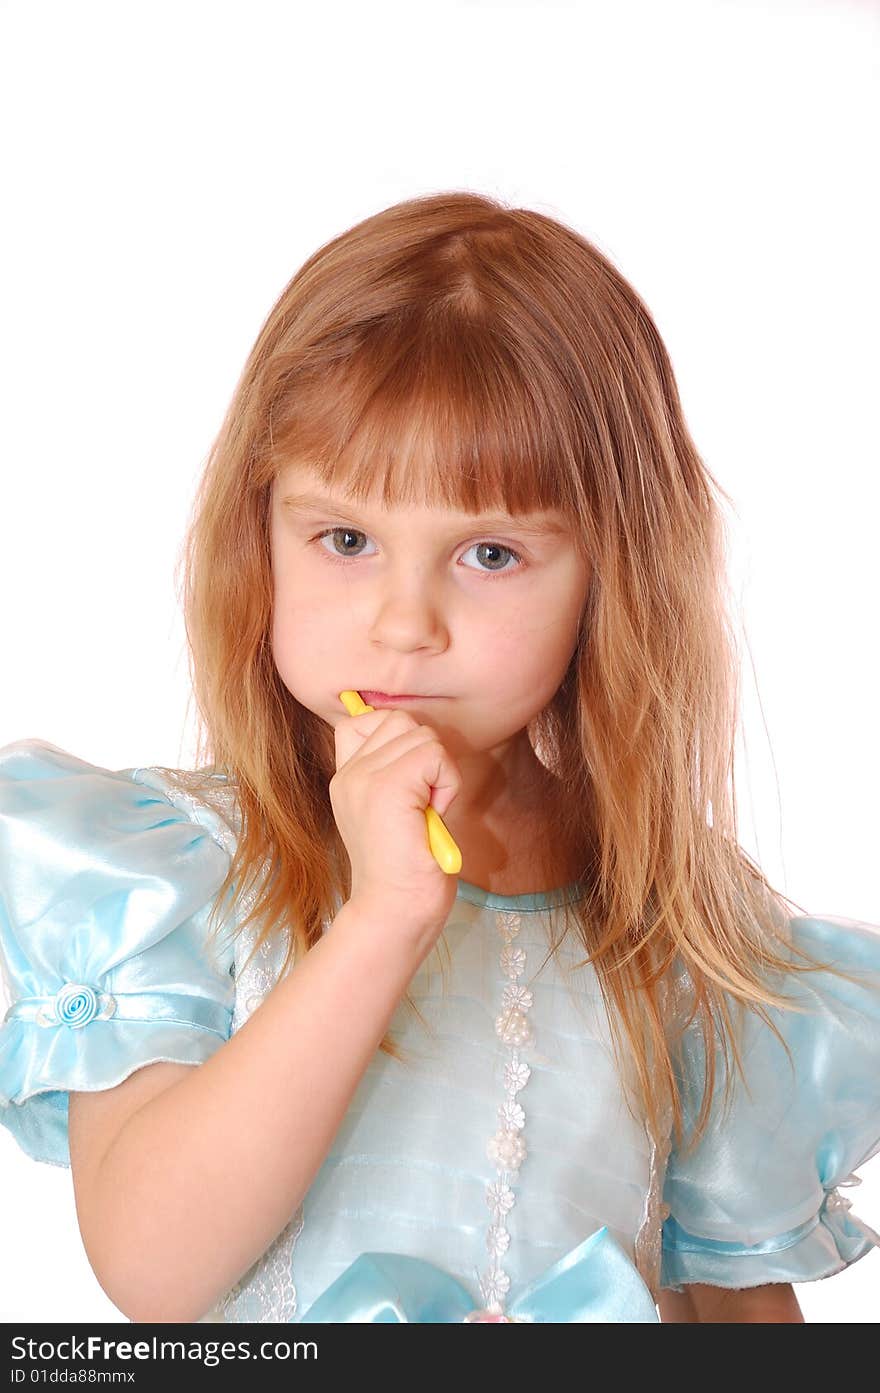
[475,908,534,1318]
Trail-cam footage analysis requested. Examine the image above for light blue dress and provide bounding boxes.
[1,738,879,1322]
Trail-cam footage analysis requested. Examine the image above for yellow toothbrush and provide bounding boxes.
[338,690,463,875]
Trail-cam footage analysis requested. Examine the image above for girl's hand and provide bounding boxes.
[330,708,463,942]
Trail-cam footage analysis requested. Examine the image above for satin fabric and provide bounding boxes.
[1,735,879,1316]
[660,913,880,1290]
[297,1226,659,1323]
[0,739,235,1167]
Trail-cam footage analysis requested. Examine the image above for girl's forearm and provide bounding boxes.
[83,898,433,1322]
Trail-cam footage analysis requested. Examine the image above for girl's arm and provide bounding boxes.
[658,1283,804,1322]
[69,896,439,1323]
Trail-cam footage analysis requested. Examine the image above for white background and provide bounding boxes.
[0,0,878,1323]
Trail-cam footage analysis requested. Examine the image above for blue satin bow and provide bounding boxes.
[296,1225,659,1323]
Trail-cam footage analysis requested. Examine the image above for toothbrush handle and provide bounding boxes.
[424,805,463,875]
[338,690,462,875]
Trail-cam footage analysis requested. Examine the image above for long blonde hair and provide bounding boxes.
[176,190,877,1158]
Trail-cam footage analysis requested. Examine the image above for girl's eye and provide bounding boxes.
[312,527,525,577]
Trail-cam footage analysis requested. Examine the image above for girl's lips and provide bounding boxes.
[359,691,437,704]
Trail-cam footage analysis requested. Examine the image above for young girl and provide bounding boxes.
[1,191,879,1325]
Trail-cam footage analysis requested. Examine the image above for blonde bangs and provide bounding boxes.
[260,281,586,537]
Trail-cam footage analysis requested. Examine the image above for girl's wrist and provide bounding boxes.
[341,891,447,962]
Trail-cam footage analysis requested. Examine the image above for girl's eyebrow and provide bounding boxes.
[279,491,569,538]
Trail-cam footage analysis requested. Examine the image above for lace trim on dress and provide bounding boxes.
[139,767,240,857]
[824,1174,880,1247]
[466,907,535,1322]
[631,955,694,1303]
[633,1108,672,1304]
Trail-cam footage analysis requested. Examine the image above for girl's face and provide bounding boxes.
[268,461,591,817]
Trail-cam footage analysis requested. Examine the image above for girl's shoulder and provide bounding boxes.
[126,754,242,853]
[661,911,880,1293]
[0,734,243,856]
[0,737,239,1168]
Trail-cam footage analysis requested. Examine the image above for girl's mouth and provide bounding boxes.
[358,691,439,705]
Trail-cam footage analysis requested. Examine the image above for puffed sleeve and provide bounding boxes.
[660,914,880,1291]
[0,738,236,1169]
